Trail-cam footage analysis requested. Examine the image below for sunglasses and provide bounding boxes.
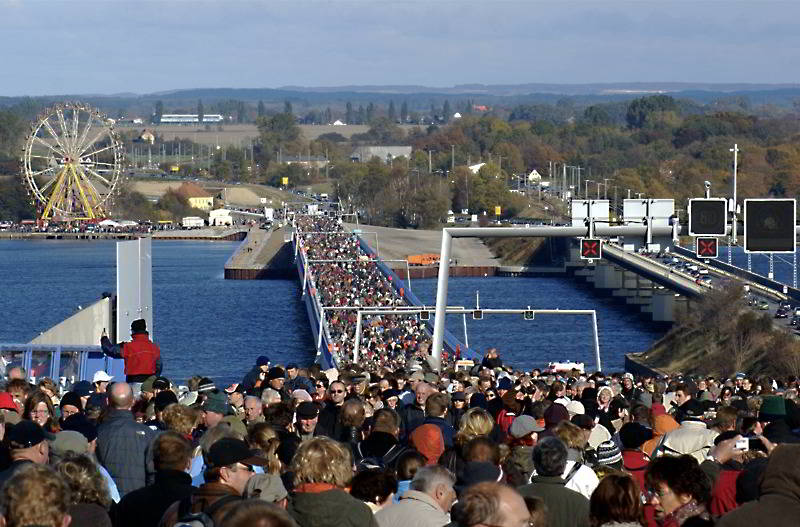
[239,463,254,472]
[331,389,346,394]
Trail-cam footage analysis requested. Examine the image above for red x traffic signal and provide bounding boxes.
[696,237,718,259]
[580,238,602,260]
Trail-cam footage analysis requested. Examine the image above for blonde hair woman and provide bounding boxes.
[287,437,378,527]
[440,407,495,475]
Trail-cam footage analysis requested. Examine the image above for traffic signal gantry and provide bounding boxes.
[688,197,797,257]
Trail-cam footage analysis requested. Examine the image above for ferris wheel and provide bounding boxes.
[21,102,123,220]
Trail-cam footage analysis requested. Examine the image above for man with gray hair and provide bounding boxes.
[518,436,589,527]
[243,396,264,425]
[261,388,282,407]
[451,482,529,527]
[375,465,455,527]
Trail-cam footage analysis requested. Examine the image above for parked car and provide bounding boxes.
[776,308,789,319]
[757,300,770,311]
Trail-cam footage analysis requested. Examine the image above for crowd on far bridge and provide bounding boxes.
[296,216,442,367]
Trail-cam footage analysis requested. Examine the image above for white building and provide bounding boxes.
[159,114,224,124]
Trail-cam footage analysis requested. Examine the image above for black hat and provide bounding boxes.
[72,381,92,397]
[131,319,147,333]
[680,399,706,421]
[619,422,653,449]
[8,420,55,448]
[571,414,595,431]
[296,402,319,419]
[451,391,466,402]
[154,390,179,412]
[61,413,98,442]
[152,377,171,391]
[286,363,298,370]
[60,392,83,411]
[267,367,285,381]
[207,438,268,468]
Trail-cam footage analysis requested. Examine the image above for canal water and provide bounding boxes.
[0,240,666,384]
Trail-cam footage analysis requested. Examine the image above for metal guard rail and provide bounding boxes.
[0,345,124,385]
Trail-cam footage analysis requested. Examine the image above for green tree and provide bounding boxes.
[257,100,266,117]
[236,101,246,123]
[388,101,396,122]
[284,100,293,115]
[626,95,677,128]
[153,101,164,124]
[325,107,332,124]
[0,178,35,221]
[357,105,365,124]
[400,101,408,123]
[345,102,354,124]
[197,100,204,124]
[366,102,375,124]
[443,100,451,122]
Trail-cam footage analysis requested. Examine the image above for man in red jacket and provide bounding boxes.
[101,319,162,384]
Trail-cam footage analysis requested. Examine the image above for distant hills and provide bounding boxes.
[3,82,800,113]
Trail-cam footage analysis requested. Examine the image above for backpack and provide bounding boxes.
[355,442,409,472]
[173,494,240,527]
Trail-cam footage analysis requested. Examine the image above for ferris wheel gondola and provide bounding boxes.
[21,102,123,221]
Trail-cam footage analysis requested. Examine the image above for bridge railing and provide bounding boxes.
[294,237,336,369]
[0,345,124,386]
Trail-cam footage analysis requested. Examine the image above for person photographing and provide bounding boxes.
[100,319,162,384]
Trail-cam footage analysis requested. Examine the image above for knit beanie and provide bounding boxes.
[596,440,622,467]
[759,396,787,423]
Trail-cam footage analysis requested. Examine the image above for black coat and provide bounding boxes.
[112,469,196,527]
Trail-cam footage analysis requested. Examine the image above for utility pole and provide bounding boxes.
[451,144,455,172]
[584,179,593,199]
[603,178,612,200]
[428,150,432,174]
[730,143,739,244]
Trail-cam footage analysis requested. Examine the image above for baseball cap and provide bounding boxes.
[8,420,55,448]
[49,431,89,459]
[256,356,270,367]
[296,401,319,419]
[509,415,545,439]
[245,473,288,503]
[0,392,18,412]
[207,438,268,468]
[203,392,231,416]
[92,371,113,383]
[141,376,157,393]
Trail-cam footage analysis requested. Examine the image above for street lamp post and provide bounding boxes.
[730,143,739,244]
[603,178,612,200]
[584,179,593,199]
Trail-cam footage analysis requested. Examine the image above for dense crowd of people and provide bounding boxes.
[296,216,436,366]
[1,351,800,527]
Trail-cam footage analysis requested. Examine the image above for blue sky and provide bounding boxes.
[1,1,798,96]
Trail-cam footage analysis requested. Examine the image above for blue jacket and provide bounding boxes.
[96,409,159,496]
